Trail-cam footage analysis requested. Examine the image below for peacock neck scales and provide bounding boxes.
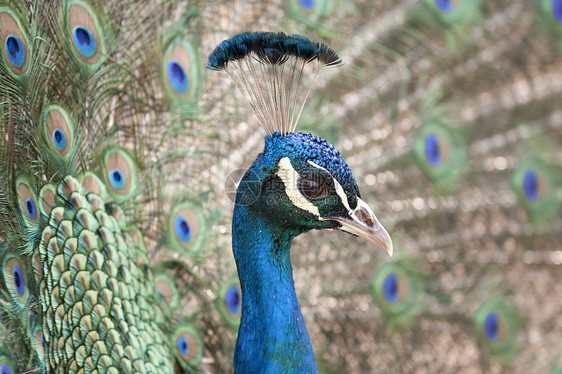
[232,203,317,373]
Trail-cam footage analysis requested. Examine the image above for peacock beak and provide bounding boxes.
[323,198,393,256]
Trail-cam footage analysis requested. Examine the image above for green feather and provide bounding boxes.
[172,323,204,370]
[413,121,468,191]
[511,158,561,223]
[409,0,482,54]
[154,273,180,311]
[474,297,521,359]
[371,257,426,331]
[216,276,242,329]
[161,37,204,110]
[538,0,562,50]
[167,202,207,261]
[101,147,140,204]
[0,6,32,78]
[61,0,108,71]
[285,0,339,38]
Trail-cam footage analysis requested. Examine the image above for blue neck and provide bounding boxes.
[232,204,318,373]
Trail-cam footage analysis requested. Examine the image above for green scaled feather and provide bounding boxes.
[474,297,521,359]
[371,257,426,331]
[511,158,561,223]
[154,273,180,311]
[216,276,242,329]
[78,171,108,200]
[36,175,175,372]
[38,184,57,218]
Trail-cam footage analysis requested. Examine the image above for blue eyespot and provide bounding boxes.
[1,363,12,374]
[382,273,398,304]
[26,198,37,219]
[13,264,25,296]
[484,312,499,342]
[226,284,241,315]
[109,170,125,189]
[53,129,67,150]
[167,60,189,94]
[72,26,97,58]
[299,0,315,10]
[174,215,191,243]
[424,133,441,167]
[435,0,453,13]
[553,0,562,24]
[523,170,538,202]
[5,35,25,67]
[177,335,189,356]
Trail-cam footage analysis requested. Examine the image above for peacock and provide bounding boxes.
[0,0,561,373]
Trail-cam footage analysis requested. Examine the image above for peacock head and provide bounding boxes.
[209,32,392,255]
[238,131,393,256]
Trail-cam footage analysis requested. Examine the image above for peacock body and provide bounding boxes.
[0,0,561,373]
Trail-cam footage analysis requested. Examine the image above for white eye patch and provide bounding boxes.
[307,160,352,213]
[277,157,320,216]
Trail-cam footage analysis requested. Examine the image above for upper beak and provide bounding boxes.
[322,197,393,256]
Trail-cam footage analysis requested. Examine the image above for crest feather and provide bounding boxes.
[207,31,341,135]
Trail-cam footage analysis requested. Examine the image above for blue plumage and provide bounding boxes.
[72,26,96,58]
[1,363,12,374]
[231,130,391,372]
[52,129,66,151]
[435,0,453,13]
[382,272,399,304]
[175,215,192,243]
[167,60,189,93]
[484,313,500,342]
[5,35,24,67]
[209,32,392,370]
[207,31,341,70]
[523,170,539,202]
[553,0,562,23]
[225,284,241,315]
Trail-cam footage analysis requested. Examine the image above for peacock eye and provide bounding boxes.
[298,174,330,200]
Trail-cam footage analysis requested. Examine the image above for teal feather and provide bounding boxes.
[474,297,521,360]
[371,257,426,332]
